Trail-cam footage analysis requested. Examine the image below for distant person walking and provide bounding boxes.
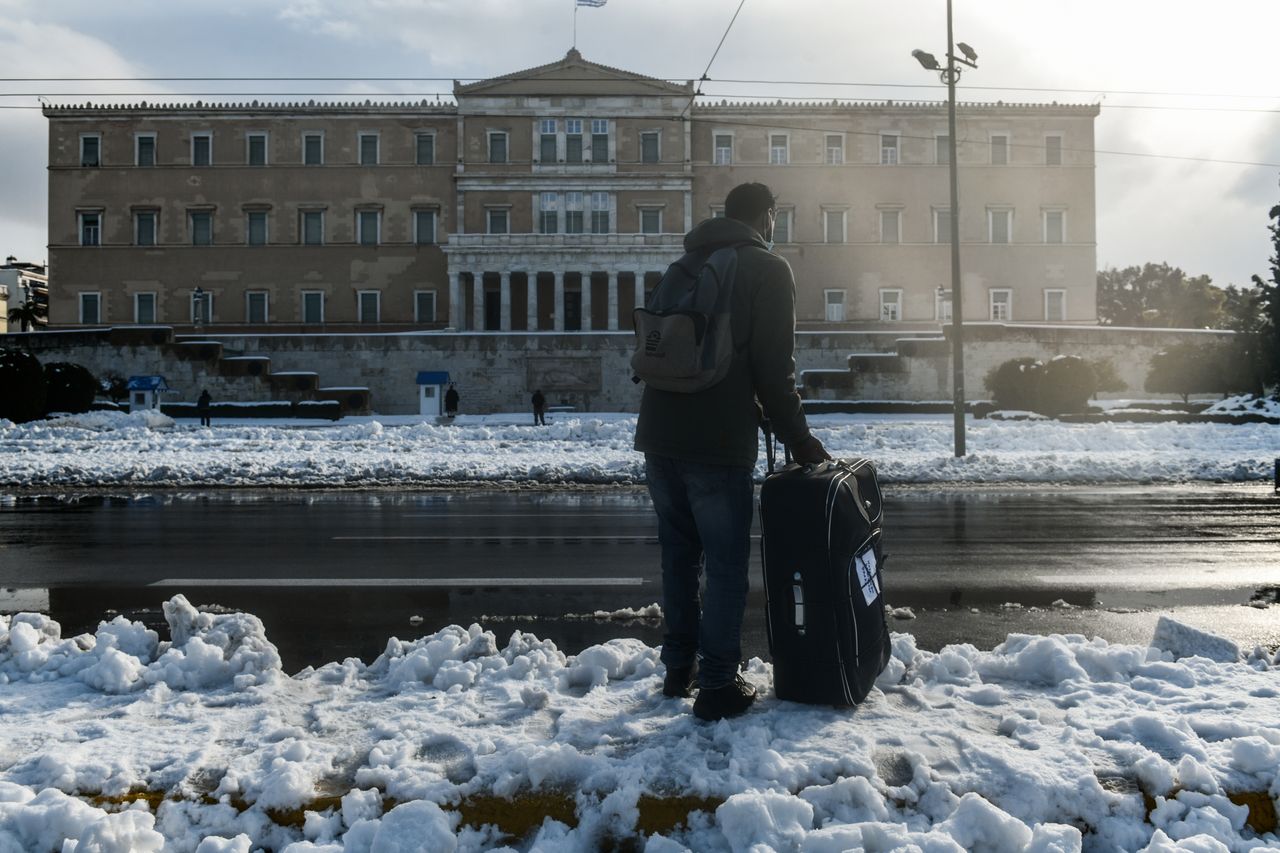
[532,389,547,426]
[444,383,460,418]
[196,389,212,427]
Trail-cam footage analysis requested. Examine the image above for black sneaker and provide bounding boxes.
[662,662,698,698]
[692,673,757,721]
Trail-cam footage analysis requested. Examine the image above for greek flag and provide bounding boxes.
[577,0,607,6]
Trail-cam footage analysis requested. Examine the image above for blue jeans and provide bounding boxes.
[644,453,754,689]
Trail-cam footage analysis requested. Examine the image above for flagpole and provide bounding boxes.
[573,1,578,48]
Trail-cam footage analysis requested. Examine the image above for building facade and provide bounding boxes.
[44,50,1099,333]
[0,258,49,333]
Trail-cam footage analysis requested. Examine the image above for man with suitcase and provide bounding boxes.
[634,182,829,721]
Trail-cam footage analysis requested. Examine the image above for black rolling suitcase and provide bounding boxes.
[760,427,891,706]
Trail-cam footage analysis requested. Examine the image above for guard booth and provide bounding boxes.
[416,371,451,417]
[126,375,170,412]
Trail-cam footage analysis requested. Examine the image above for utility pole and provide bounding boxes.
[914,0,977,457]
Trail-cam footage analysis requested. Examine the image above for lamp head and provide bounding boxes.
[957,42,978,62]
[912,49,942,71]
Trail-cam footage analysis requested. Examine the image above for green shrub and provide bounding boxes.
[985,355,1098,416]
[1087,358,1127,395]
[1040,356,1097,416]
[984,357,1043,411]
[0,348,46,423]
[1145,342,1248,403]
[43,362,98,415]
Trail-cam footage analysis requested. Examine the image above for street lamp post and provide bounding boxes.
[914,0,977,458]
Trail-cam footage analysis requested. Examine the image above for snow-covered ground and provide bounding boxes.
[1,596,1277,852]
[1,407,1277,487]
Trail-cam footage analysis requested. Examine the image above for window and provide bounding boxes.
[564,192,584,234]
[247,211,268,246]
[357,210,380,246]
[933,208,952,243]
[1045,289,1066,322]
[539,192,558,234]
[989,209,1012,244]
[990,288,1012,321]
[936,290,953,322]
[710,205,725,218]
[136,134,156,167]
[358,291,380,324]
[190,211,213,246]
[590,191,610,234]
[303,132,324,165]
[880,289,903,322]
[247,133,268,166]
[539,119,557,162]
[301,210,324,245]
[135,292,157,325]
[415,290,437,323]
[414,209,437,245]
[590,119,609,162]
[935,134,950,165]
[486,208,509,235]
[79,211,101,246]
[566,119,583,163]
[79,292,101,324]
[825,289,846,322]
[302,291,325,324]
[190,290,213,324]
[415,133,435,165]
[359,133,379,166]
[824,209,846,244]
[880,134,899,165]
[769,134,789,165]
[825,134,844,165]
[639,208,661,235]
[880,209,900,244]
[192,132,212,166]
[990,134,1008,165]
[81,135,101,167]
[773,209,792,244]
[713,133,733,165]
[641,131,660,164]
[135,211,157,246]
[1044,209,1066,244]
[1045,134,1063,166]
[246,291,269,324]
[488,131,508,164]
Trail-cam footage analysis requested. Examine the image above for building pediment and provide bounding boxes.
[454,49,693,98]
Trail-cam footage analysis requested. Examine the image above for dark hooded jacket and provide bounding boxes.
[633,217,812,467]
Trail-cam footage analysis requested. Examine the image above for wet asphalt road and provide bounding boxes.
[1,484,1277,672]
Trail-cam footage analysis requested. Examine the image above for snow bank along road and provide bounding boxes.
[1,596,1278,851]
[1,408,1278,487]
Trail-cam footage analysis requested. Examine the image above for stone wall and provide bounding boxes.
[3,323,1235,414]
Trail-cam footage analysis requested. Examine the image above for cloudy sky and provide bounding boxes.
[2,0,1277,290]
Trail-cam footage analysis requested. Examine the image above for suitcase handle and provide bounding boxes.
[762,420,793,474]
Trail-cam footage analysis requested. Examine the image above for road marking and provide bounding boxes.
[332,535,662,542]
[149,577,646,588]
[401,513,650,519]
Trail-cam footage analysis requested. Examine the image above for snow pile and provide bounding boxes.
[1,600,1278,851]
[1205,394,1280,418]
[2,412,1278,486]
[0,594,280,692]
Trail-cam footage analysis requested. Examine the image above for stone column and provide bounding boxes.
[607,270,619,331]
[580,272,592,332]
[499,271,512,332]
[472,272,485,332]
[449,271,463,330]
[633,269,646,312]
[553,270,565,332]
[527,272,539,331]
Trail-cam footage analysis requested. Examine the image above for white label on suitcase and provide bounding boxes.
[854,550,880,606]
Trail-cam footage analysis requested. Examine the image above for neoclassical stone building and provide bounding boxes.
[44,50,1099,333]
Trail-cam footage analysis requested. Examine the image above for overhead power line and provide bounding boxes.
[680,0,749,120]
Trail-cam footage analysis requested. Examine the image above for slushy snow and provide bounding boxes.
[2,410,1278,487]
[1,597,1277,851]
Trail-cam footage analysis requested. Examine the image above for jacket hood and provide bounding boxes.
[684,217,767,253]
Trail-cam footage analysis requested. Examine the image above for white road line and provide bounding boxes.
[149,577,646,588]
[400,513,649,519]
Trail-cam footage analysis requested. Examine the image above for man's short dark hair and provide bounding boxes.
[724,182,775,223]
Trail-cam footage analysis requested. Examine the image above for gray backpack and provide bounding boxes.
[631,244,745,393]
